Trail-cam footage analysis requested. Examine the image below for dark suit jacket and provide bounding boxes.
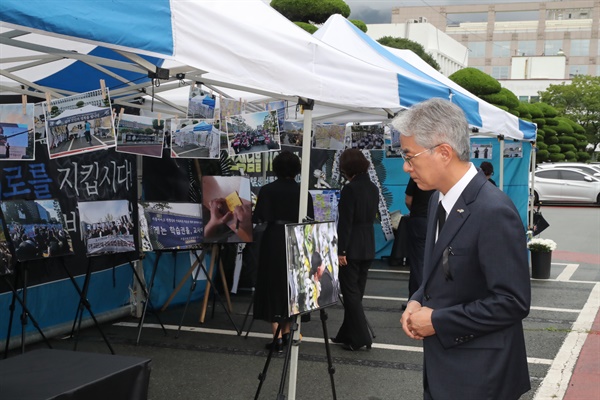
[412,171,531,400]
[337,172,379,260]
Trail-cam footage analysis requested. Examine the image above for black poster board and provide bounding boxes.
[0,142,137,292]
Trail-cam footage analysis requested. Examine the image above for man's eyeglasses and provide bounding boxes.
[400,144,443,167]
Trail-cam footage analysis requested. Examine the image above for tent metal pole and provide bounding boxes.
[287,97,314,400]
[498,135,505,191]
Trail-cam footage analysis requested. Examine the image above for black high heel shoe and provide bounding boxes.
[330,336,344,344]
[341,343,372,351]
[265,338,284,353]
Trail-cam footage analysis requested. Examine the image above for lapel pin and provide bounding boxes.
[457,209,464,213]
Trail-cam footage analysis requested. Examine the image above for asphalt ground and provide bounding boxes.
[3,205,599,400]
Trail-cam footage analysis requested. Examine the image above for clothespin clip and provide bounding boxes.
[45,92,52,113]
[22,94,27,115]
[100,79,107,99]
[157,113,162,126]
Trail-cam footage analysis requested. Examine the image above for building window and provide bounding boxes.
[570,39,590,56]
[545,40,563,56]
[468,41,486,58]
[530,96,540,103]
[491,66,510,79]
[517,40,536,56]
[569,65,588,78]
[519,96,529,102]
[493,41,511,57]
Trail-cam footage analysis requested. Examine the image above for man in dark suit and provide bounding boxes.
[393,98,531,400]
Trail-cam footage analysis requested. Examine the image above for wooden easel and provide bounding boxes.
[199,244,232,323]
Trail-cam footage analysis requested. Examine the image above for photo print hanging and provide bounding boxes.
[504,144,523,158]
[347,122,385,150]
[0,218,16,275]
[116,114,165,158]
[187,86,217,119]
[309,190,339,223]
[313,123,346,150]
[0,103,35,161]
[285,221,339,316]
[280,120,304,147]
[385,123,403,158]
[170,119,222,159]
[472,143,493,159]
[201,176,252,243]
[78,199,135,257]
[0,199,74,261]
[44,88,116,159]
[139,202,203,251]
[226,110,281,156]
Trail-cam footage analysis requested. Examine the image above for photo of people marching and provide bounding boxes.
[79,200,135,256]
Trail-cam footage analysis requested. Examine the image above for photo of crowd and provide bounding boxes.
[79,200,135,256]
[0,199,74,262]
[0,219,15,275]
[226,110,281,156]
[347,123,385,150]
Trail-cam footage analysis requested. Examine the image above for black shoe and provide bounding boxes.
[265,339,283,353]
[282,333,290,345]
[341,343,371,351]
[330,336,344,344]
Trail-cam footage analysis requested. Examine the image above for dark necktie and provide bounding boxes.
[437,202,446,234]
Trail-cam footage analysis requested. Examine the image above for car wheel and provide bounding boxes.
[534,191,540,205]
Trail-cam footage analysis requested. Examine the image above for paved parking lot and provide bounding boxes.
[5,205,599,399]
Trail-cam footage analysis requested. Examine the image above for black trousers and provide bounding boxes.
[407,216,428,298]
[334,259,372,348]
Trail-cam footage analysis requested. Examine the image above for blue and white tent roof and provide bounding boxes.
[313,15,537,141]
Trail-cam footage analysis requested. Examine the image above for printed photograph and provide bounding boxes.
[201,176,252,243]
[0,103,35,161]
[79,199,135,256]
[309,190,339,223]
[385,123,403,158]
[1,199,74,261]
[226,110,281,156]
[0,218,16,275]
[472,143,493,159]
[280,120,304,147]
[45,88,116,159]
[285,221,339,316]
[140,202,203,251]
[504,145,523,158]
[187,87,217,119]
[170,119,222,159]
[347,123,385,150]
[313,123,346,150]
[116,114,165,158]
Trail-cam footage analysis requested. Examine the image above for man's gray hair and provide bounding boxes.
[391,98,471,162]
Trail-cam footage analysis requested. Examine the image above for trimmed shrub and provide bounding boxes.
[577,151,592,162]
[549,152,566,162]
[548,144,561,153]
[449,68,501,95]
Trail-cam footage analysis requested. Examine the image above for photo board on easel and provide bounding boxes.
[0,217,16,275]
[0,198,74,261]
[285,221,339,316]
[201,176,253,243]
[78,199,135,257]
[139,202,203,251]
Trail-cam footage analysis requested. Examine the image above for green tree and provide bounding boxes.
[540,75,600,159]
[271,0,350,24]
[377,36,440,71]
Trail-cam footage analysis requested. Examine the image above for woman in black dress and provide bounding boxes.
[253,151,314,351]
[331,149,379,351]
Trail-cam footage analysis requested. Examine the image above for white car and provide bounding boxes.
[537,162,600,178]
[533,167,600,204]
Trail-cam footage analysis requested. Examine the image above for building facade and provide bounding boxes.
[391,0,599,82]
[366,22,469,76]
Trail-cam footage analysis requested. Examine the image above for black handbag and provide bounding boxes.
[532,208,549,236]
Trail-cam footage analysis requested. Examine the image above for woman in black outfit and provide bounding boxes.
[331,149,379,351]
[252,151,314,352]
